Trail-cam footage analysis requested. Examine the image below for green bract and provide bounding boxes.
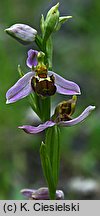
[55,16,72,31]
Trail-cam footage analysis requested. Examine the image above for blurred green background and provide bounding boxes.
[0,0,100,199]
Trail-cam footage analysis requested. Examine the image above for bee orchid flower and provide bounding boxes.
[18,96,95,134]
[21,187,64,200]
[6,49,81,104]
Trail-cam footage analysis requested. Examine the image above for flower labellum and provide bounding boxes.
[31,75,56,97]
[21,187,64,200]
[52,95,77,122]
[5,24,37,45]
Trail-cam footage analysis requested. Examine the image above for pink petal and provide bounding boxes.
[26,49,38,68]
[6,72,34,104]
[18,120,56,134]
[48,71,81,95]
[59,106,95,126]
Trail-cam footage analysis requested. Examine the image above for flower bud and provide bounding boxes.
[21,187,64,200]
[5,24,37,45]
[43,3,59,41]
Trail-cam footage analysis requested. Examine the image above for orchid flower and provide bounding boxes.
[21,187,64,200]
[6,49,81,104]
[19,96,95,134]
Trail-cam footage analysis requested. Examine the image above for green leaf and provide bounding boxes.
[45,125,60,187]
[40,142,56,199]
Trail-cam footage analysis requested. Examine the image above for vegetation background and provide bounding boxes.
[0,0,100,199]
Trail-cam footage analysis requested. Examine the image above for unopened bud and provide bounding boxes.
[5,24,37,45]
[43,3,59,41]
[21,187,64,200]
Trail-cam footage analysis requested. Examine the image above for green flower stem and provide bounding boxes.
[35,28,60,200]
[40,97,51,122]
